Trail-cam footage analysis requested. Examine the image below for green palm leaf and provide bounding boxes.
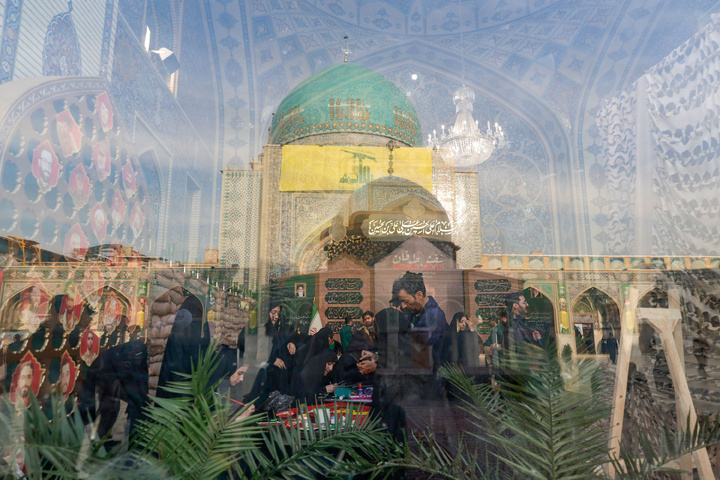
[132,343,263,479]
[436,346,611,480]
[134,342,403,479]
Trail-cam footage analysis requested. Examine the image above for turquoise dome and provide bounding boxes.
[269,63,421,146]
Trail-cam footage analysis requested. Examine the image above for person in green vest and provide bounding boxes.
[340,316,354,352]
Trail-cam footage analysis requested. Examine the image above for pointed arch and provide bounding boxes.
[0,283,53,333]
[522,285,556,339]
[570,286,621,355]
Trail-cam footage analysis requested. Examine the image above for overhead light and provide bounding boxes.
[144,26,151,52]
[151,48,180,74]
[427,0,506,166]
[428,85,505,166]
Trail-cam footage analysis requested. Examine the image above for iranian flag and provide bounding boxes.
[308,300,322,335]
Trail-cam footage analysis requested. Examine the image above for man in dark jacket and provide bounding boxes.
[374,290,413,368]
[394,272,448,373]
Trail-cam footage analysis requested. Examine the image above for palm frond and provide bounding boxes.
[374,429,497,480]
[611,409,720,479]
[133,342,263,480]
[0,392,163,480]
[438,345,611,480]
[134,342,404,479]
[238,402,403,480]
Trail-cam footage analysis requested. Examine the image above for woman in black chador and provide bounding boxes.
[295,349,338,403]
[335,335,373,385]
[454,312,480,368]
[244,302,297,405]
[265,302,294,366]
[77,340,148,443]
[157,309,196,398]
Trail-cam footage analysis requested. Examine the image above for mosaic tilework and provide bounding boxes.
[42,10,82,76]
[0,78,156,255]
[219,169,262,271]
[117,0,145,41]
[453,172,482,269]
[305,0,565,36]
[381,61,566,255]
[476,118,555,256]
[431,150,455,224]
[169,0,720,261]
[258,146,284,282]
[109,16,219,259]
[0,0,23,84]
[578,0,712,255]
[593,88,636,255]
[194,0,597,256]
[646,20,720,256]
[99,0,115,76]
[290,192,347,257]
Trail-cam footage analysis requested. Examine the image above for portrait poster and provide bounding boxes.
[93,139,111,181]
[121,161,136,197]
[63,223,88,259]
[58,281,83,332]
[57,351,78,400]
[56,110,82,157]
[130,203,144,238]
[19,284,50,332]
[111,189,126,225]
[89,204,109,243]
[96,92,114,132]
[80,327,100,366]
[68,164,91,208]
[10,352,45,410]
[101,292,123,333]
[31,141,60,193]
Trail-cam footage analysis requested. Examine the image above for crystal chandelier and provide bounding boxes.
[427,0,505,167]
[428,85,505,167]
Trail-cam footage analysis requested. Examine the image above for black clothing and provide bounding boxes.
[296,349,337,403]
[606,337,618,364]
[209,344,242,400]
[457,330,480,368]
[301,327,333,364]
[244,330,308,405]
[693,336,709,375]
[411,296,448,372]
[157,310,202,398]
[375,307,413,368]
[510,314,543,348]
[77,340,148,440]
[335,336,372,385]
[370,374,407,444]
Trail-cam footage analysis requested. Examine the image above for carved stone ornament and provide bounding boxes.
[403,199,425,219]
[329,214,347,242]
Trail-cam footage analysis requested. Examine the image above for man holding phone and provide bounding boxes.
[335,337,378,385]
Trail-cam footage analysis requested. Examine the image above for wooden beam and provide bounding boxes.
[607,286,639,478]
[638,308,714,480]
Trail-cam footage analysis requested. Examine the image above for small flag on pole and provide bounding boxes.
[308,300,322,335]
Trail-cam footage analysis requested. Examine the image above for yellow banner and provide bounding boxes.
[279,145,432,192]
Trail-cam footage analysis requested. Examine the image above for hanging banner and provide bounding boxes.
[279,145,432,192]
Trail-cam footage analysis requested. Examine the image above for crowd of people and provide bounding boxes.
[239,271,547,413]
[5,270,547,453]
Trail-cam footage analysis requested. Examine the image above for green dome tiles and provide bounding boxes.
[269,63,421,147]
